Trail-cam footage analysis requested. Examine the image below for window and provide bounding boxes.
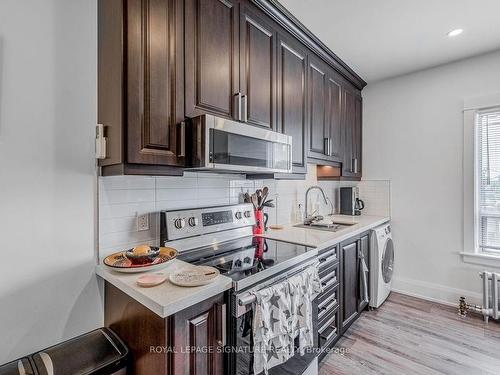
[476,108,500,253]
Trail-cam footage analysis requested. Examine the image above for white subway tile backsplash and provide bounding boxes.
[98,170,391,258]
[99,217,138,235]
[99,201,156,220]
[156,188,195,201]
[100,175,155,190]
[99,188,155,205]
[156,175,197,189]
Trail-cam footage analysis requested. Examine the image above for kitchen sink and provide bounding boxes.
[293,222,355,232]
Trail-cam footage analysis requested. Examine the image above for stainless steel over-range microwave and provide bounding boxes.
[185,115,293,174]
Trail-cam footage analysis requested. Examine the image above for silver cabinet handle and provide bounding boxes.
[319,313,337,335]
[319,298,338,320]
[321,275,337,290]
[324,138,329,155]
[319,247,337,266]
[221,303,226,346]
[320,326,337,342]
[352,158,358,174]
[329,138,333,156]
[241,94,248,123]
[233,93,242,121]
[319,254,337,269]
[178,121,186,157]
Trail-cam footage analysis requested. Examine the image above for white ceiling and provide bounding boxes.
[279,0,500,83]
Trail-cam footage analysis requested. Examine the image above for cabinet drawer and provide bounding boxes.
[318,280,337,305]
[318,285,339,321]
[318,246,338,271]
[319,262,339,290]
[318,306,339,347]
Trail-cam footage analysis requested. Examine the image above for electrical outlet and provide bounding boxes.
[137,213,150,231]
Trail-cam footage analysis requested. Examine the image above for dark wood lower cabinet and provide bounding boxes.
[104,282,225,375]
[170,294,225,375]
[358,233,370,312]
[340,232,370,333]
[340,240,359,330]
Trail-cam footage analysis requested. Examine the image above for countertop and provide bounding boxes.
[96,259,233,318]
[259,214,390,250]
[96,214,389,318]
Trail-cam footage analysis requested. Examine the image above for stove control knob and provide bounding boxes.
[243,256,252,264]
[174,218,186,229]
[235,211,243,220]
[234,259,242,267]
[188,217,199,227]
[244,210,252,218]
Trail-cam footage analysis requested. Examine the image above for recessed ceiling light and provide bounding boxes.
[447,28,463,37]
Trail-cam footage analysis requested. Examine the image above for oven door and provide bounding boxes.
[228,295,318,375]
[189,115,293,174]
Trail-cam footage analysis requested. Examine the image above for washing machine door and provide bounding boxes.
[381,238,394,283]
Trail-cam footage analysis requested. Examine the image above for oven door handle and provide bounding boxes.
[236,259,320,311]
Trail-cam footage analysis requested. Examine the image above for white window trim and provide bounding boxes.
[461,93,500,268]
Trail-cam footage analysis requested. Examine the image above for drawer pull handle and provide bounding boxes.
[319,254,337,268]
[320,326,337,342]
[319,314,337,334]
[321,276,337,290]
[320,298,337,312]
[318,293,336,310]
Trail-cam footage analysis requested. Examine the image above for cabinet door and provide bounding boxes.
[358,233,370,312]
[185,0,239,120]
[171,294,225,375]
[341,240,359,330]
[277,33,308,173]
[326,74,343,161]
[239,1,277,129]
[307,55,328,160]
[126,0,185,166]
[342,87,362,178]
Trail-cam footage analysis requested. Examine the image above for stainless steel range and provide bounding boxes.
[160,203,320,375]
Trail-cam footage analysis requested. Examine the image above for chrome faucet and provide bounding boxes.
[304,186,329,224]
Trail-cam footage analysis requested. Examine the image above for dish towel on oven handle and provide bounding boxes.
[251,265,322,375]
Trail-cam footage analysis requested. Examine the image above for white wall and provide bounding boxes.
[0,0,102,363]
[363,50,500,305]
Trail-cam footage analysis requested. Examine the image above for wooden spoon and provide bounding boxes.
[251,193,259,210]
[262,186,269,205]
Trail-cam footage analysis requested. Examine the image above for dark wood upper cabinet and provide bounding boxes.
[239,1,277,129]
[307,55,328,160]
[341,87,362,178]
[276,32,308,173]
[98,0,186,175]
[98,0,365,176]
[307,55,344,164]
[184,0,239,120]
[127,0,185,166]
[341,239,359,331]
[326,75,343,162]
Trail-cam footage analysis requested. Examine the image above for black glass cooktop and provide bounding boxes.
[176,236,312,284]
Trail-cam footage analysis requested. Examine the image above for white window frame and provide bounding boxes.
[462,93,500,267]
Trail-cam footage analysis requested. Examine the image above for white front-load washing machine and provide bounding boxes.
[369,222,394,308]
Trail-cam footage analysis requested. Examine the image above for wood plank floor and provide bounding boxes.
[319,292,500,375]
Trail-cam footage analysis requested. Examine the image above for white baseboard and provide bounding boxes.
[391,276,483,306]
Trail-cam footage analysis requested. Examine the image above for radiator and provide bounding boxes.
[480,271,500,322]
[458,271,500,322]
